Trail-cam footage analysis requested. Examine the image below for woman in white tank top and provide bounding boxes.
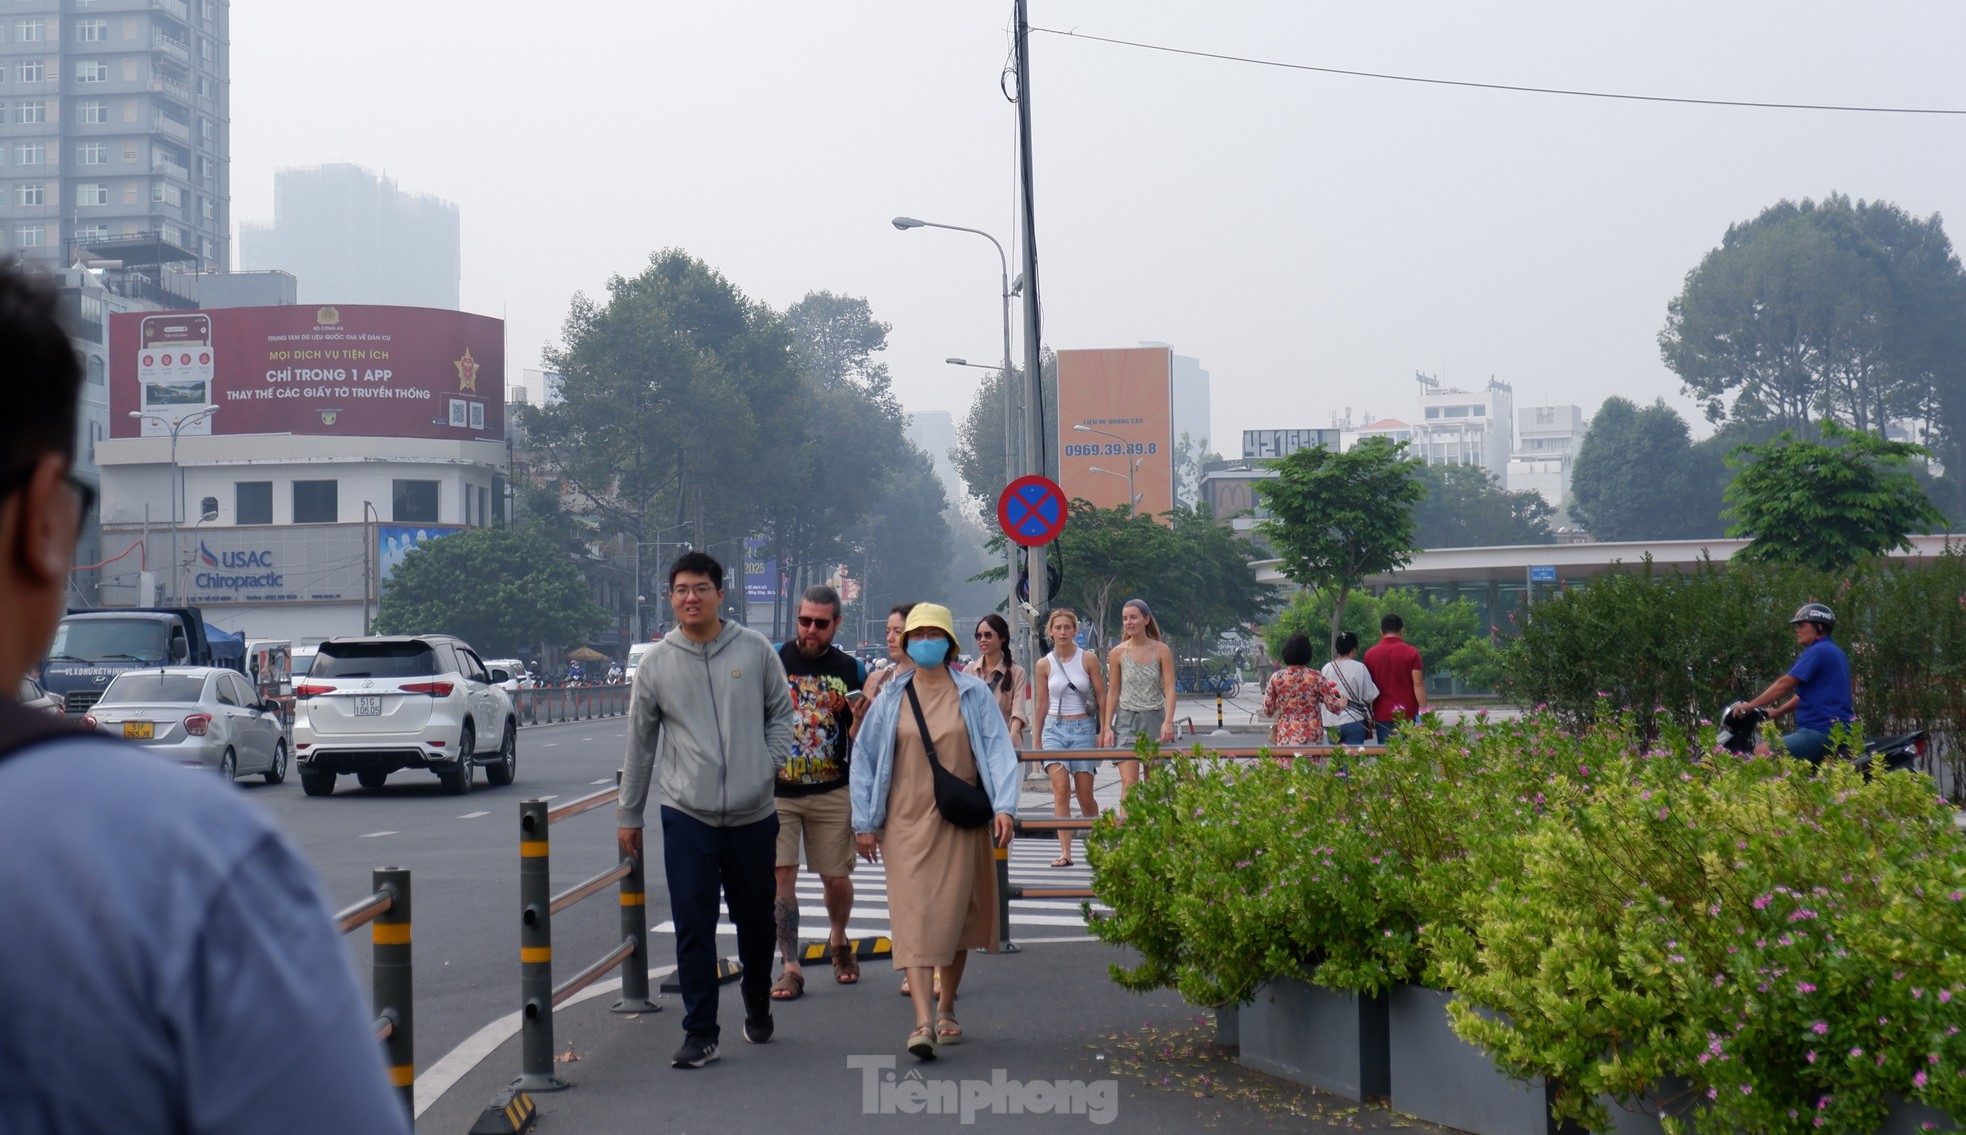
[1032,608,1106,867]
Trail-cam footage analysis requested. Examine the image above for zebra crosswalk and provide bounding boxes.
[649,837,1107,942]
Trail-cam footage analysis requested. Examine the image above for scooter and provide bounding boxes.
[1717,701,1926,777]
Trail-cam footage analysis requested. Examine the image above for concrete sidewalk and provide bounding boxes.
[413,937,1462,1134]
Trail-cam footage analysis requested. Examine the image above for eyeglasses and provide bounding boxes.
[670,584,718,599]
[1,462,95,522]
[974,630,997,640]
[796,616,833,629]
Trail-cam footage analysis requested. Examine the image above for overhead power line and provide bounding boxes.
[1029,27,1966,116]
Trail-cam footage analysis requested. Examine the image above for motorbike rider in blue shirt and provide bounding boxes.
[1728,603,1855,764]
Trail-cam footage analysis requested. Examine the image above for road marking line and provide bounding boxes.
[413,963,676,1119]
[537,794,559,801]
[457,811,490,820]
[358,831,397,839]
[590,778,614,785]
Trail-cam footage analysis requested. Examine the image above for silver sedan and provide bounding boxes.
[84,666,290,783]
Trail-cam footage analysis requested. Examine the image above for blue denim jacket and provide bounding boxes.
[850,667,1021,834]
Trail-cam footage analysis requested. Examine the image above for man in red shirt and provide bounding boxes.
[1362,613,1426,743]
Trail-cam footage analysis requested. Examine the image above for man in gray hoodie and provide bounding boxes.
[618,550,794,1069]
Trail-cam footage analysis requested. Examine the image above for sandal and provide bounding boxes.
[906,1023,937,1060]
[1050,856,1074,868]
[769,969,804,1001]
[830,943,861,985]
[934,1013,964,1045]
[898,974,947,999]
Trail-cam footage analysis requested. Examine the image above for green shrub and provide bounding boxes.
[1434,748,1966,1133]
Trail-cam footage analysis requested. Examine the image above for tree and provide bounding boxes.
[761,292,919,627]
[375,526,608,656]
[951,351,1058,508]
[1155,503,1278,654]
[1660,194,1966,442]
[531,249,802,557]
[1411,462,1555,548]
[1254,436,1427,646]
[1172,432,1223,508]
[1568,397,1726,540]
[1265,586,1499,688]
[1724,419,1945,572]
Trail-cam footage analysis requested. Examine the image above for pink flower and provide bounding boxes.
[1797,982,1817,993]
[1915,1071,1929,1088]
[1852,1047,1864,1057]
[1806,1051,1817,1063]
[1741,1085,1753,1095]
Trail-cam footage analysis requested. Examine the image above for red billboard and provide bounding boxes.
[110,305,504,441]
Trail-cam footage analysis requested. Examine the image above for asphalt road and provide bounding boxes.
[244,716,637,1080]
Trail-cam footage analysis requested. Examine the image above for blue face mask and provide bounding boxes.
[906,638,950,668]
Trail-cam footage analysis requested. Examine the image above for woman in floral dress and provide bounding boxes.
[1262,633,1346,747]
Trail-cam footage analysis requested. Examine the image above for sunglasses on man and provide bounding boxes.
[797,616,833,629]
[1,463,95,521]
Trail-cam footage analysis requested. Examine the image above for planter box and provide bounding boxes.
[1214,1004,1239,1051]
[1389,983,1582,1135]
[1238,977,1389,1099]
[1598,1084,1957,1135]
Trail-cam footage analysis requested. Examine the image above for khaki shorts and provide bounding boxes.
[774,789,855,877]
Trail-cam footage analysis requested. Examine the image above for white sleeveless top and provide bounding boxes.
[1046,648,1093,716]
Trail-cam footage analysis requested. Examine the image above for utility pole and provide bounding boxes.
[1014,0,1048,685]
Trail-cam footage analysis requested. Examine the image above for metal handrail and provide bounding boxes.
[549,861,633,916]
[514,781,657,1093]
[546,785,616,824]
[335,889,392,933]
[552,937,637,1008]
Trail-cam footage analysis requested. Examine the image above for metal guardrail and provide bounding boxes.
[512,684,631,726]
[514,779,657,1092]
[333,867,413,1118]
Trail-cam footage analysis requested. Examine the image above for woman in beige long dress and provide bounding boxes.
[850,603,1019,1060]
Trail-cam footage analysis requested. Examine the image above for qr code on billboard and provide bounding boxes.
[449,399,469,427]
[469,401,485,430]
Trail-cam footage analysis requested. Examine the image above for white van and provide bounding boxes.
[627,641,658,676]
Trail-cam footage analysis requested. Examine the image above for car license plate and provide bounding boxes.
[354,696,383,717]
[123,721,154,740]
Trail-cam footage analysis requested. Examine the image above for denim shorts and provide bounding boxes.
[1042,715,1099,776]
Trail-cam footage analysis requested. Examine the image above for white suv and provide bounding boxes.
[293,634,517,797]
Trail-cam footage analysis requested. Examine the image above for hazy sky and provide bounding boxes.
[233,1,1966,452]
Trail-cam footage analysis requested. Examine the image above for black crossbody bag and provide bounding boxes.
[904,681,994,829]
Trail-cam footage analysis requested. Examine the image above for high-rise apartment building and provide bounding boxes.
[903,409,962,505]
[0,0,230,272]
[241,163,461,309]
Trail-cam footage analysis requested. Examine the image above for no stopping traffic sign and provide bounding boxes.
[996,475,1068,547]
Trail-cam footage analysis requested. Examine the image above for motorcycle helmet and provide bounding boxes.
[1788,602,1835,633]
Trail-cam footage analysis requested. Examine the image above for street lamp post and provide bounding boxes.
[1087,464,1142,511]
[128,404,218,604]
[632,522,694,643]
[893,215,1033,696]
[361,500,382,633]
[1075,425,1142,514]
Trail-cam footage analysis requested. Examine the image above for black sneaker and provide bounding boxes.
[671,1032,719,1069]
[742,991,774,1044]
